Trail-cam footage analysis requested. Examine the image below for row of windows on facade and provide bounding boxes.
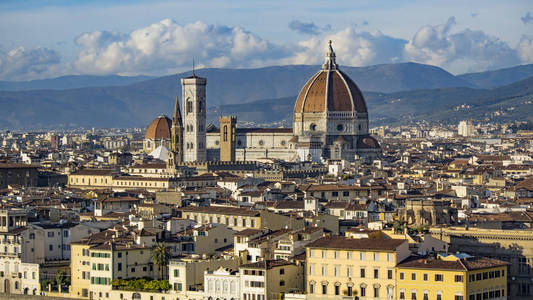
[398,289,507,300]
[186,100,203,114]
[309,282,390,298]
[308,190,379,197]
[310,249,394,261]
[71,177,108,184]
[185,142,204,150]
[0,270,36,279]
[310,265,393,279]
[187,214,256,228]
[185,124,203,132]
[243,294,264,300]
[46,230,69,237]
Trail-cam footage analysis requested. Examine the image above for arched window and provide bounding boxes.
[223,125,228,142]
[186,99,193,114]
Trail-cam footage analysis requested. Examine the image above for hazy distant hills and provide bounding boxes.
[0,62,532,130]
[208,75,533,126]
[0,75,153,91]
[457,64,533,89]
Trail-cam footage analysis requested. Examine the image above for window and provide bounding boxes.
[435,274,443,281]
[374,253,379,261]
[411,291,417,300]
[374,287,380,298]
[360,286,366,297]
[347,251,352,259]
[347,286,353,296]
[322,283,327,295]
[387,253,393,262]
[280,280,285,286]
[423,291,429,300]
[322,250,326,258]
[334,266,340,277]
[335,285,340,295]
[117,263,122,271]
[280,268,284,275]
[309,282,314,294]
[343,191,349,197]
[374,269,379,279]
[321,265,327,276]
[334,251,339,259]
[347,266,353,278]
[455,296,463,300]
[411,273,416,280]
[400,290,405,299]
[309,264,314,276]
[360,268,365,278]
[388,270,393,279]
[360,252,365,260]
[455,275,463,282]
[399,272,404,280]
[423,273,428,281]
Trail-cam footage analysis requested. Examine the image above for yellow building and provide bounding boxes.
[396,253,508,300]
[429,227,533,300]
[305,236,410,299]
[178,206,304,231]
[68,169,116,189]
[70,243,92,298]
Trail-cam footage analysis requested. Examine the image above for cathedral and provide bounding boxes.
[145,41,381,164]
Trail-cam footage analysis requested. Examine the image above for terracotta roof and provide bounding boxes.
[178,206,260,217]
[71,169,116,176]
[357,135,380,149]
[397,255,508,271]
[145,115,171,140]
[307,236,406,251]
[240,259,294,270]
[294,68,367,114]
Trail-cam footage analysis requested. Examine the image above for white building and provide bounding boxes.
[458,120,476,137]
[204,267,241,300]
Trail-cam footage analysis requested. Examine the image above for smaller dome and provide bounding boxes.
[145,115,171,140]
[356,135,380,149]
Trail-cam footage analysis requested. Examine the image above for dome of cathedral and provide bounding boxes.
[145,115,172,140]
[294,41,367,114]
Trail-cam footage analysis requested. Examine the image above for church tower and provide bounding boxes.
[168,95,183,168]
[181,74,207,162]
[219,116,236,161]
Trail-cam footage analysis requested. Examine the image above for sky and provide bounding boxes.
[0,0,532,80]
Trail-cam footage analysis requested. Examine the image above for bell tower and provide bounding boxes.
[181,73,207,162]
[219,116,236,161]
[168,95,183,168]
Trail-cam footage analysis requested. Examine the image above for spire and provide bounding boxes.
[322,40,337,70]
[192,57,196,77]
[172,95,183,127]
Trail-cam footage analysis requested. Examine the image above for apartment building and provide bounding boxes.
[305,236,410,300]
[240,260,304,300]
[396,253,508,300]
[177,206,305,231]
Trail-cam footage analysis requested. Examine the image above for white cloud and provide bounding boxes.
[286,27,407,67]
[404,17,522,73]
[0,46,61,80]
[74,19,287,75]
[517,35,533,63]
[3,17,533,80]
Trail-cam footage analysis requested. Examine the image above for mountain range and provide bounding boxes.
[0,62,532,130]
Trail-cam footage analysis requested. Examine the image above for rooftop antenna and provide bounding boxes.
[192,57,196,77]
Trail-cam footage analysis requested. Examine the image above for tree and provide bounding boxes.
[55,271,67,288]
[151,243,170,279]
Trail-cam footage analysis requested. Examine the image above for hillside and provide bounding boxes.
[0,75,152,91]
[0,62,531,130]
[207,76,533,127]
[457,64,533,89]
